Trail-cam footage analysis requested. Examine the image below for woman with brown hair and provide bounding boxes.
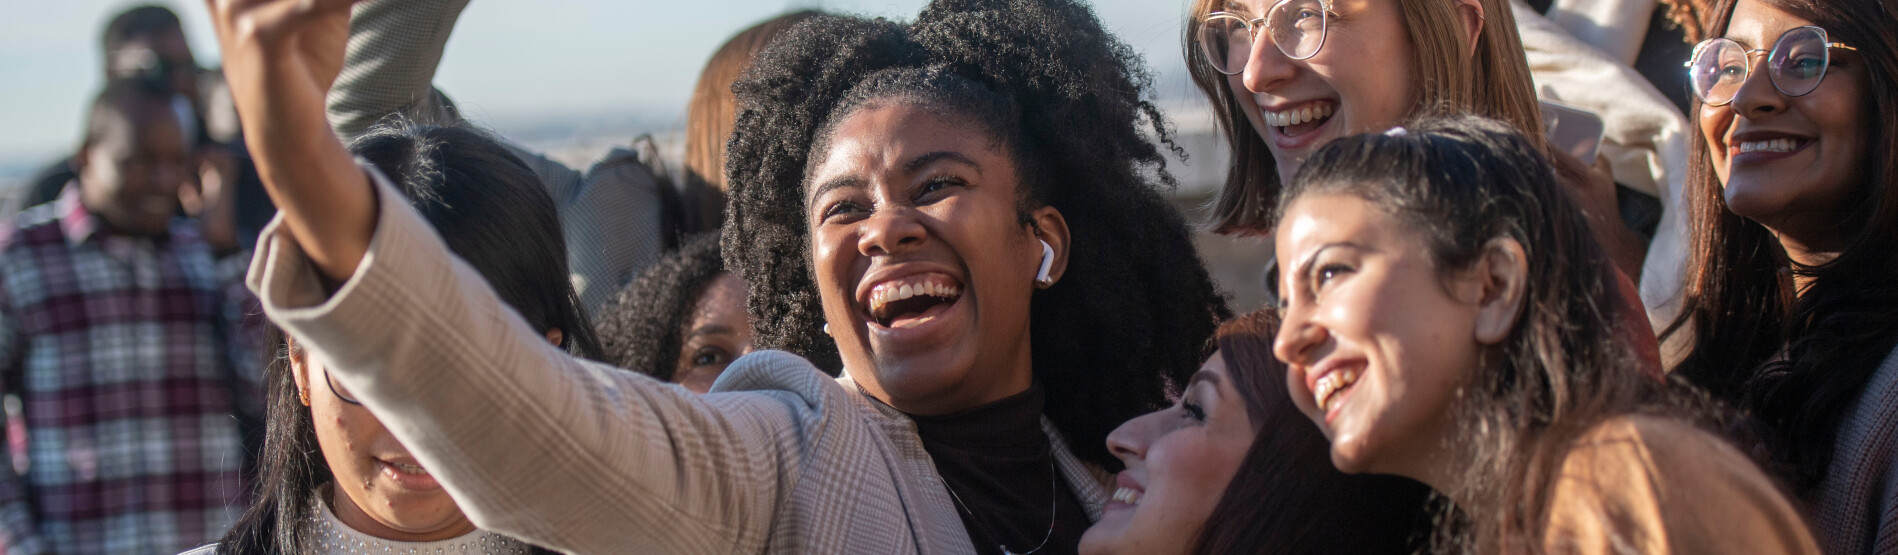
[1079,311,1431,555]
[1272,115,1815,552]
[1666,0,1898,548]
[1181,0,1672,282]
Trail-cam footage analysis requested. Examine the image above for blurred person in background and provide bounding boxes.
[595,233,754,393]
[324,0,674,314]
[676,10,823,234]
[26,5,276,258]
[0,80,257,554]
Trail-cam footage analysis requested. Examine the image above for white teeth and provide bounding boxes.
[1313,370,1359,413]
[1738,138,1800,153]
[389,461,428,475]
[868,278,963,318]
[1266,103,1334,128]
[1112,487,1142,506]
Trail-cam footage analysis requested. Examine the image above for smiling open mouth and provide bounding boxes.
[867,276,963,328]
[1266,101,1335,137]
[1313,368,1359,413]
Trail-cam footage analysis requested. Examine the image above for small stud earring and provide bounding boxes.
[1035,239,1056,289]
[823,324,832,335]
[298,387,311,406]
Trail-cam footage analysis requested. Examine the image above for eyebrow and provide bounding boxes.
[1187,368,1224,390]
[686,325,735,340]
[808,176,867,203]
[904,151,983,176]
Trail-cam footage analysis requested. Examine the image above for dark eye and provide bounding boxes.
[917,176,965,200]
[692,347,731,367]
[1314,263,1353,289]
[1783,55,1825,79]
[1182,400,1207,421]
[822,201,867,223]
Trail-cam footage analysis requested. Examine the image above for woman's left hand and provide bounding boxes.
[1552,149,1648,282]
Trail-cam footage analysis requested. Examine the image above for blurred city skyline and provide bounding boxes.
[0,0,1206,182]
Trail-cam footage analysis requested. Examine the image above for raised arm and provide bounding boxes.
[325,0,470,141]
[207,0,374,282]
[207,2,824,549]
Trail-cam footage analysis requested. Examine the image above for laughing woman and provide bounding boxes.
[205,0,1225,553]
[1270,116,1816,553]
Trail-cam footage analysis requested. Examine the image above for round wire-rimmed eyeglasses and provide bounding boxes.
[1197,0,1332,75]
[1686,25,1857,107]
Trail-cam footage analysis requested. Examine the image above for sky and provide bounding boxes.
[0,0,1204,175]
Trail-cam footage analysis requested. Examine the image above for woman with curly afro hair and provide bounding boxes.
[209,0,1224,551]
[595,233,754,393]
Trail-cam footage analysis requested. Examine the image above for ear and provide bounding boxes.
[1454,0,1487,60]
[1471,237,1528,344]
[1027,207,1072,285]
[545,328,565,347]
[287,339,312,406]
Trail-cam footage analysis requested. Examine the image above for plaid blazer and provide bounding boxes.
[249,167,1112,554]
[325,0,668,313]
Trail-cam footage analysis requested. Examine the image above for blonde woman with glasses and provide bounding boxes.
[1183,0,1693,335]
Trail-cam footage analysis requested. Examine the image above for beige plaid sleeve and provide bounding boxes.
[246,165,835,553]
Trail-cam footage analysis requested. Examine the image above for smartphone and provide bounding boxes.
[1539,100,1605,162]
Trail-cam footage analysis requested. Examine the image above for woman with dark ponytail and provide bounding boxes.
[204,0,1224,551]
[192,122,595,554]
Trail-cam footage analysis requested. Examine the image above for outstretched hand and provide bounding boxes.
[205,0,377,283]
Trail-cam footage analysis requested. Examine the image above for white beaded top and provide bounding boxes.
[302,491,533,555]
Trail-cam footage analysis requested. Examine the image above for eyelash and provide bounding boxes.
[919,176,965,198]
[1182,400,1207,421]
[1312,263,1352,291]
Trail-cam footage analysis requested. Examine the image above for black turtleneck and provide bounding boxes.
[909,384,1090,555]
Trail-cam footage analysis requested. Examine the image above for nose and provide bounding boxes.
[1273,304,1327,367]
[856,207,927,257]
[1105,409,1170,464]
[1727,56,1787,118]
[1241,30,1298,93]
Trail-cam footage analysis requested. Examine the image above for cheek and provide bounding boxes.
[1699,107,1735,182]
[1146,432,1249,526]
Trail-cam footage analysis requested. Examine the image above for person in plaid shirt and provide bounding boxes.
[0,80,257,554]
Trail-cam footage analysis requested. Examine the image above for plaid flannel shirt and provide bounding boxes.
[0,189,258,555]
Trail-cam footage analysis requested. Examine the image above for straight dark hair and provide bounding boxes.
[1663,0,1898,492]
[1277,115,1692,552]
[215,121,597,554]
[1192,311,1432,554]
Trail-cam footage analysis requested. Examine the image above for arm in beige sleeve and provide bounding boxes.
[248,169,828,552]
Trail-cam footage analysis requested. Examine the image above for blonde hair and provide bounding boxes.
[1186,0,1545,233]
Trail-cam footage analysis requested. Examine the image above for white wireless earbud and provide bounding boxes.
[1034,239,1055,289]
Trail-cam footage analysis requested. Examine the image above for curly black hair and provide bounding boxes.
[722,0,1230,468]
[595,232,727,382]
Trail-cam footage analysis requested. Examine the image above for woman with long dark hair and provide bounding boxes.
[1272,115,1815,552]
[1079,310,1431,555]
[1665,0,1898,549]
[193,121,596,554]
[204,0,1225,552]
